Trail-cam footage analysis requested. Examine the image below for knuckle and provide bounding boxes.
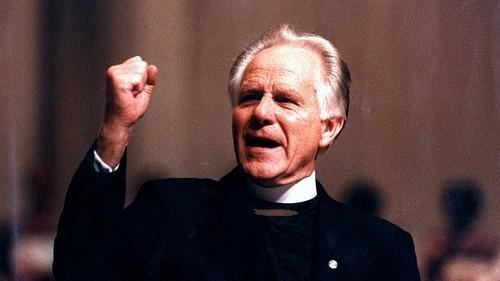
[107,66,117,77]
[107,59,148,90]
[129,76,142,85]
[134,61,148,71]
[130,73,146,86]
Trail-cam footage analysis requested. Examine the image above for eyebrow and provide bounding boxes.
[272,84,304,101]
[273,85,301,96]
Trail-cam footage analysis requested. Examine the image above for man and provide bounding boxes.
[54,25,420,281]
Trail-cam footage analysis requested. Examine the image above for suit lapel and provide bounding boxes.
[201,167,267,281]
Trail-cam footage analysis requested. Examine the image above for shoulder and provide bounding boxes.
[123,177,223,230]
[316,187,421,279]
[144,177,219,191]
[323,198,420,275]
[337,198,412,241]
[135,177,220,204]
[318,183,410,238]
[126,167,246,213]
[360,207,410,240]
[319,189,415,253]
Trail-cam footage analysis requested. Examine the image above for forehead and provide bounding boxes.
[242,45,323,87]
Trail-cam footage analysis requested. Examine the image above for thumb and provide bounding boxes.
[146,65,158,86]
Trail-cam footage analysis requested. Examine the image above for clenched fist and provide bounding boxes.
[105,56,158,128]
[97,56,158,167]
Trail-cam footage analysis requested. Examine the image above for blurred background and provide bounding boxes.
[1,0,499,280]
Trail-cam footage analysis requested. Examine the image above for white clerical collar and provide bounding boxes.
[249,171,317,203]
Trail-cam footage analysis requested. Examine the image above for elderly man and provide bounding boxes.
[54,26,420,281]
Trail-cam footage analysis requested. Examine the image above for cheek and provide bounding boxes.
[232,109,243,129]
[232,110,248,141]
[284,111,320,132]
[231,114,245,162]
[283,115,322,146]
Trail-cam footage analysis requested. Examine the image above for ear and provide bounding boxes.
[319,117,345,149]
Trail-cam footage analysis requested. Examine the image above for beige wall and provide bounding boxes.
[1,1,41,224]
[2,0,499,269]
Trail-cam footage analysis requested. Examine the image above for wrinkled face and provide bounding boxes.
[232,45,327,187]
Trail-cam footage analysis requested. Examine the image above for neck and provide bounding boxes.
[249,171,317,203]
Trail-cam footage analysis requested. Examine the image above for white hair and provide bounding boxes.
[228,25,350,120]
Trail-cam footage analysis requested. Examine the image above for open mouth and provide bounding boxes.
[245,136,281,148]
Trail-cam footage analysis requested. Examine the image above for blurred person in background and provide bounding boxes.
[424,178,498,281]
[341,179,384,217]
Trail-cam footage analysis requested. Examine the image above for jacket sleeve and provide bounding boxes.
[53,143,127,281]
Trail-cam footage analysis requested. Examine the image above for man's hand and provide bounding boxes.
[104,56,158,128]
[97,56,158,168]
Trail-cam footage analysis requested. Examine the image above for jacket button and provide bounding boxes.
[328,259,338,269]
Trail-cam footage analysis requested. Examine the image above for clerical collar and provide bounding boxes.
[249,171,317,203]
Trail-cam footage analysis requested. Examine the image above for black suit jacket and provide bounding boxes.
[54,146,420,281]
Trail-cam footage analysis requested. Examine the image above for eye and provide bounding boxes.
[275,95,298,105]
[238,90,262,104]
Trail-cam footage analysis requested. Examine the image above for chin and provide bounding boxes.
[241,161,291,187]
[242,162,277,179]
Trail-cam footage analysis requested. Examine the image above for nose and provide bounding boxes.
[252,94,276,125]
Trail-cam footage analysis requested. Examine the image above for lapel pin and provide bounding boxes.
[328,259,338,269]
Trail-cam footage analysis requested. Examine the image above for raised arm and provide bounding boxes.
[54,57,158,281]
[97,56,158,168]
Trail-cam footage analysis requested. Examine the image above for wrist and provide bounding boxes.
[96,123,132,168]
